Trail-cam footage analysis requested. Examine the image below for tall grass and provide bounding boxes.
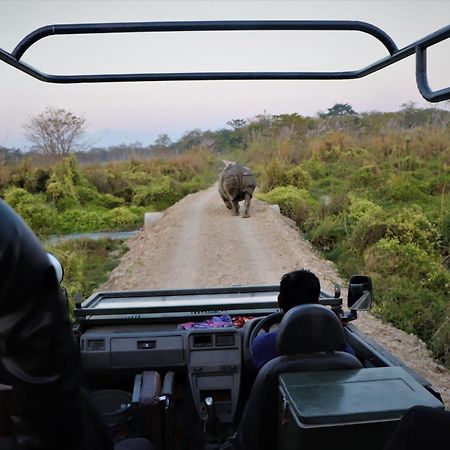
[1,149,219,237]
[238,111,449,366]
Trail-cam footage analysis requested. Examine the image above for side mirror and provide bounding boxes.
[347,275,372,311]
[47,253,64,284]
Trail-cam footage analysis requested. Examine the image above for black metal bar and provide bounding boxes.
[0,20,448,102]
[416,46,450,103]
[0,47,49,81]
[10,20,398,60]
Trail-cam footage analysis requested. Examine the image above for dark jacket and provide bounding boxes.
[0,199,112,450]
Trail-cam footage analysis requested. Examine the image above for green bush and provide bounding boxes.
[105,207,142,229]
[4,187,57,236]
[99,193,125,209]
[46,239,128,312]
[349,165,381,189]
[56,209,107,233]
[306,215,346,253]
[132,176,179,209]
[285,166,312,189]
[179,176,207,195]
[257,186,316,223]
[382,172,427,202]
[371,277,449,367]
[346,194,383,230]
[260,159,287,191]
[384,207,441,253]
[46,157,86,210]
[300,158,326,180]
[363,238,449,366]
[46,179,80,210]
[364,238,449,291]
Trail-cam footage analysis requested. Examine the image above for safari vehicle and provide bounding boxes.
[1,19,449,450]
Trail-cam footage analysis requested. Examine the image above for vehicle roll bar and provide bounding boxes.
[0,20,448,102]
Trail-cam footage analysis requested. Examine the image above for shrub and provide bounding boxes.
[346,194,383,230]
[105,207,142,229]
[132,176,179,209]
[318,193,349,218]
[46,157,87,210]
[300,158,326,180]
[46,179,80,210]
[4,187,56,236]
[349,164,381,189]
[285,165,312,189]
[99,193,125,209]
[179,176,207,195]
[364,238,449,291]
[363,238,449,366]
[55,209,107,233]
[46,239,128,312]
[306,215,346,252]
[257,186,316,223]
[382,172,426,202]
[260,159,287,191]
[384,207,441,253]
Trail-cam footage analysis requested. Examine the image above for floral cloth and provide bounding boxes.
[178,314,252,330]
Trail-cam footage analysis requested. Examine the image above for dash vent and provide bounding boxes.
[215,333,235,347]
[86,339,106,351]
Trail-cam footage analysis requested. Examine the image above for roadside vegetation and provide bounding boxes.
[1,113,218,313]
[0,150,218,237]
[1,103,448,367]
[224,104,449,367]
[46,239,129,314]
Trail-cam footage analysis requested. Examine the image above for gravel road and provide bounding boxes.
[100,184,450,407]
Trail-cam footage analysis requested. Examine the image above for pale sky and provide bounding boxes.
[0,0,449,148]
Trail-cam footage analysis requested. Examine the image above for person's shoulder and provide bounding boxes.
[253,331,277,347]
[252,332,278,369]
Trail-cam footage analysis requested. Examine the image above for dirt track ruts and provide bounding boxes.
[100,184,450,407]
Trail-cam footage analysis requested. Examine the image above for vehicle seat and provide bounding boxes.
[238,304,363,450]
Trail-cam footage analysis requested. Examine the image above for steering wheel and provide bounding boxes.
[248,311,284,363]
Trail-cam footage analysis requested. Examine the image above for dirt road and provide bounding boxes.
[101,184,450,407]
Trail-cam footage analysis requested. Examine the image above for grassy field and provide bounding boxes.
[229,109,449,366]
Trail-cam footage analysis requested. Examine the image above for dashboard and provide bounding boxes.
[80,324,243,423]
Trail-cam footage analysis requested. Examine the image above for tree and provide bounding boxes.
[226,119,246,130]
[23,107,87,159]
[319,103,357,117]
[154,134,172,147]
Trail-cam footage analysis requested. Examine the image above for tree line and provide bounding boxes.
[2,103,449,165]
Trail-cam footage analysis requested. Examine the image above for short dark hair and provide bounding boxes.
[278,269,321,312]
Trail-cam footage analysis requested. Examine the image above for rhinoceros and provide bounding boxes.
[218,163,256,218]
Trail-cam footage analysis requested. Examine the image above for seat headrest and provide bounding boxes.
[276,304,347,355]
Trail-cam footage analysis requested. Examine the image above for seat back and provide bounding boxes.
[239,304,363,450]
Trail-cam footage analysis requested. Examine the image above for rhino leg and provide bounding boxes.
[243,193,252,218]
[232,199,240,216]
[220,193,233,209]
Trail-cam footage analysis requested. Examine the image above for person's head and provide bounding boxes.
[277,269,321,312]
